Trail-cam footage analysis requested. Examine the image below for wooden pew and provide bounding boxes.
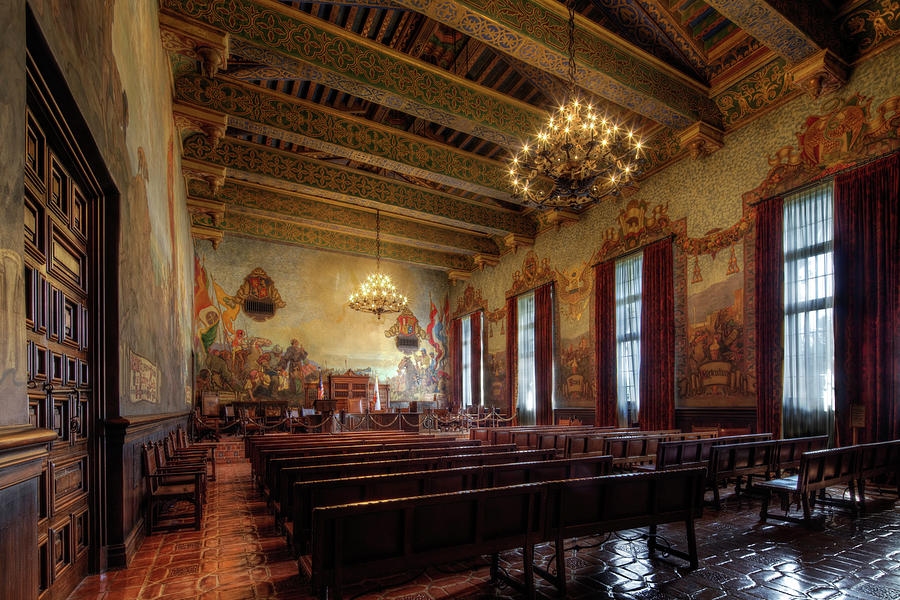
[535,468,706,596]
[256,439,480,487]
[267,443,518,514]
[246,431,435,462]
[274,449,561,527]
[305,483,547,600]
[706,440,776,508]
[289,455,613,556]
[247,432,443,472]
[651,433,773,471]
[303,467,705,600]
[856,440,900,510]
[757,445,861,525]
[773,435,828,476]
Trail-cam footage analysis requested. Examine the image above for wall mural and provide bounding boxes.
[449,49,900,417]
[743,93,900,204]
[192,243,450,407]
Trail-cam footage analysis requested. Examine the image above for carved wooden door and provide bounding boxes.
[24,107,92,600]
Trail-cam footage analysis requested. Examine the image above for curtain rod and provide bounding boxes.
[751,148,900,206]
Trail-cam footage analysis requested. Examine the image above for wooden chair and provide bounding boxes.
[169,429,217,481]
[191,407,220,441]
[142,443,204,532]
[154,441,207,498]
[240,408,263,436]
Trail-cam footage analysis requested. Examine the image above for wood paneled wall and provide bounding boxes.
[104,413,189,568]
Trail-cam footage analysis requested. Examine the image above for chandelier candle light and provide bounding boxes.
[508,0,646,209]
[347,209,409,319]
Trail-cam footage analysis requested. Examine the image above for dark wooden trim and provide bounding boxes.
[0,426,57,452]
[675,407,758,433]
[102,412,189,569]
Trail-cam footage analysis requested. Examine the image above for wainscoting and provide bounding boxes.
[0,426,57,600]
[674,407,758,434]
[103,413,189,569]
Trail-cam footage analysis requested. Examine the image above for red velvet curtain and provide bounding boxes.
[534,283,554,425]
[755,196,784,438]
[639,238,674,430]
[834,153,900,444]
[449,318,462,414]
[505,296,518,418]
[471,311,482,407]
[594,261,617,426]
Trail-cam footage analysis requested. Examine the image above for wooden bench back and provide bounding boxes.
[310,482,546,591]
[275,448,561,519]
[257,439,480,482]
[544,468,705,538]
[774,435,828,472]
[855,440,900,480]
[707,440,775,481]
[292,455,612,555]
[799,446,859,491]
[655,433,773,470]
[267,444,516,496]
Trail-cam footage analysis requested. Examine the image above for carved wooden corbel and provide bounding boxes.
[190,223,224,249]
[678,121,725,160]
[158,11,229,78]
[787,49,849,100]
[173,101,227,149]
[181,157,226,195]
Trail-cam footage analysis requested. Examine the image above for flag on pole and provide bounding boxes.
[317,373,325,401]
[374,374,381,411]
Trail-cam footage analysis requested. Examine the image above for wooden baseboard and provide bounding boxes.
[105,515,145,570]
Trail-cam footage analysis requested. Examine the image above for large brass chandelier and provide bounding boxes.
[507,0,646,209]
[348,210,409,319]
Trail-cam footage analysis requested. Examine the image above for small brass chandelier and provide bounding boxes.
[507,0,646,209]
[348,210,409,319]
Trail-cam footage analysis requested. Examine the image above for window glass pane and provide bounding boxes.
[615,252,642,426]
[461,316,472,408]
[783,182,834,438]
[517,292,536,425]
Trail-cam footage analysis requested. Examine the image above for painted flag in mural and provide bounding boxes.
[426,295,445,364]
[317,373,325,401]
[193,256,219,353]
[374,374,381,411]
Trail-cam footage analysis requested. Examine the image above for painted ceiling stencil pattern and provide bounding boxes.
[158,0,900,271]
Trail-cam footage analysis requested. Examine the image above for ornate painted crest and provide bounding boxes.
[233,267,285,322]
[385,307,427,354]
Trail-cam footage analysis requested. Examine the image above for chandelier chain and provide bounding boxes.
[567,0,577,99]
[375,208,381,270]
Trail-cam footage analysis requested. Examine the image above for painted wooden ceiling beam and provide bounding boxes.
[188,178,501,256]
[173,73,516,201]
[190,211,474,271]
[181,134,535,237]
[158,0,545,148]
[390,0,721,130]
[704,0,839,64]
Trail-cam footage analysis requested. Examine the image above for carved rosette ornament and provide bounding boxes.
[787,49,849,100]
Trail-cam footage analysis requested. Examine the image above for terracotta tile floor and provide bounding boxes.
[68,459,900,600]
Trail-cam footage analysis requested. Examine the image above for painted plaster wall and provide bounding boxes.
[0,0,27,426]
[194,236,451,406]
[451,42,900,414]
[27,0,194,416]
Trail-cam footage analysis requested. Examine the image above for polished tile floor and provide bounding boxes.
[68,457,900,600]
